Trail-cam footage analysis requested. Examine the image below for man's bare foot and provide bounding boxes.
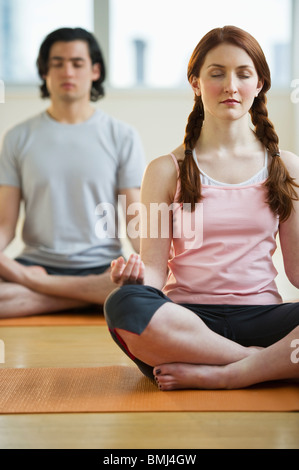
[26,265,48,277]
[153,363,229,391]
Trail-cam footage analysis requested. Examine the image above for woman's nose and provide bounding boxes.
[224,75,237,94]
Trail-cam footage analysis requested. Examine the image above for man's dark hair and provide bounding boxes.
[36,27,106,101]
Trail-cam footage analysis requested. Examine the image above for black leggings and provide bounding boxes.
[104,285,299,379]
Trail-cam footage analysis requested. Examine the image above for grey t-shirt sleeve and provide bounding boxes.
[0,129,21,187]
[117,125,146,189]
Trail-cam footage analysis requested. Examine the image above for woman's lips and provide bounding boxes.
[221,99,240,104]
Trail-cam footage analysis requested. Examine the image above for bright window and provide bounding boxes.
[0,0,94,83]
[109,0,292,89]
[0,0,293,89]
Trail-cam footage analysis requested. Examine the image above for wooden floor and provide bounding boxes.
[0,322,298,449]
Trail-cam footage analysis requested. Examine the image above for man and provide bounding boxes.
[0,28,145,317]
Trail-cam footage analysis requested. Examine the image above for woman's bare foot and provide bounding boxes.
[153,363,229,391]
[153,346,264,391]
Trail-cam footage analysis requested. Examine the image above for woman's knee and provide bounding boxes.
[104,285,143,319]
[103,284,170,335]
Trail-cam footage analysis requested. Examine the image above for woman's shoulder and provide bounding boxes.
[143,145,184,199]
[170,144,185,164]
[280,150,299,177]
[146,145,184,174]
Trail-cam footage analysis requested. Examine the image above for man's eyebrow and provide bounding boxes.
[49,56,86,62]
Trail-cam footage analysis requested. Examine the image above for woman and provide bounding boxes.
[104,25,299,390]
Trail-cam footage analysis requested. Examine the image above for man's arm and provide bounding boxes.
[0,186,21,252]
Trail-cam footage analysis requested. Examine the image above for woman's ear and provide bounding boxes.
[190,75,201,96]
[256,78,264,97]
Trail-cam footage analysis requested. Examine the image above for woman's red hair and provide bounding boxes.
[179,25,298,222]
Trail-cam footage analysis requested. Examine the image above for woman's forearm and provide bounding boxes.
[143,264,167,290]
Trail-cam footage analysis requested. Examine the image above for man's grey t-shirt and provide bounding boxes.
[0,110,145,268]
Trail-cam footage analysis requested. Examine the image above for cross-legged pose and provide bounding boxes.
[104,26,299,390]
[0,27,145,317]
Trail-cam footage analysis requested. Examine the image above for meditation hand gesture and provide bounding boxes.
[110,254,145,286]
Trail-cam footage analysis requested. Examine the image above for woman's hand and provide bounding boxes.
[110,254,145,285]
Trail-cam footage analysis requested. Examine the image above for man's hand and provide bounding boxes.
[0,252,47,285]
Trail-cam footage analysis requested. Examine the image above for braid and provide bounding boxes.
[250,92,278,154]
[251,93,299,222]
[178,96,204,209]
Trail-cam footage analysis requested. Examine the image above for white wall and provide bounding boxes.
[0,87,296,161]
[0,86,298,301]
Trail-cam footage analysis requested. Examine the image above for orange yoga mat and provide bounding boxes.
[0,365,298,414]
[0,309,106,326]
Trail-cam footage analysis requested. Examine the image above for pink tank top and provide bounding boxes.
[162,153,282,305]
